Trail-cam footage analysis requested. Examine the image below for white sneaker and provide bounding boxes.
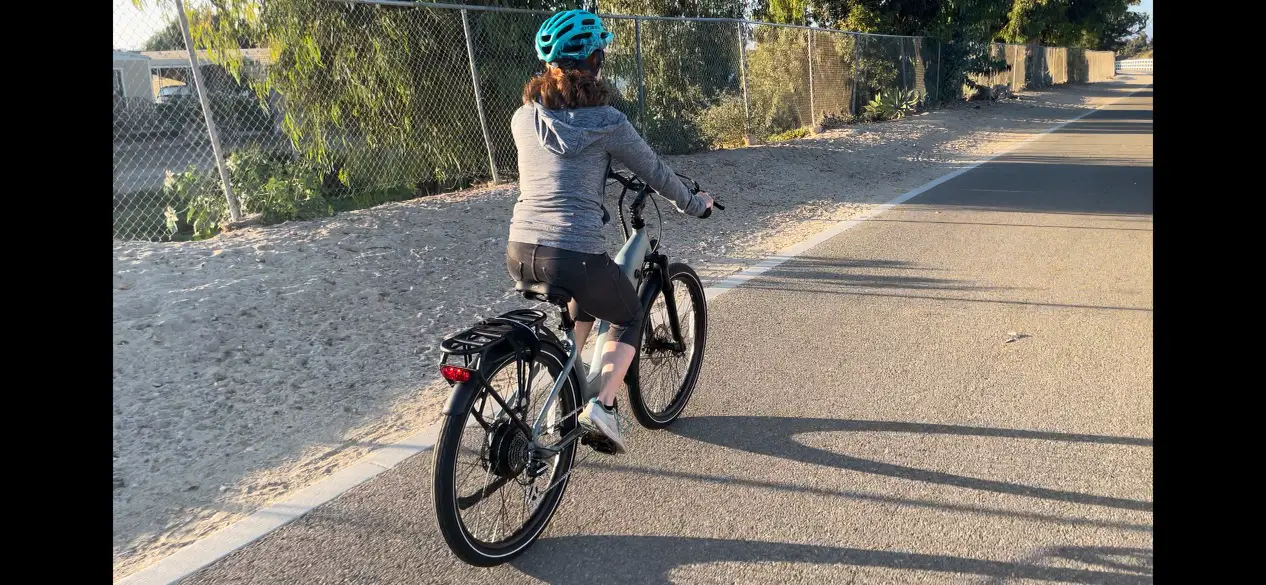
[579,398,626,454]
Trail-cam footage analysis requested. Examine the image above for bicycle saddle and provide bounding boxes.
[515,281,573,306]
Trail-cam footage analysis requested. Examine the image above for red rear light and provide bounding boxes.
[440,365,473,383]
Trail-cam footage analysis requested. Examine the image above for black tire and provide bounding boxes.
[431,342,580,567]
[627,262,708,429]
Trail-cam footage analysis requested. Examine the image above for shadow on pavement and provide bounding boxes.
[716,255,1007,290]
[1050,109,1152,136]
[516,537,1152,585]
[908,159,1153,215]
[668,417,1153,511]
[726,255,1151,312]
[589,460,1152,533]
[1052,121,1152,135]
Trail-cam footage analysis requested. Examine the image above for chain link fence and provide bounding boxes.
[971,44,1116,92]
[113,0,1115,242]
[114,1,219,241]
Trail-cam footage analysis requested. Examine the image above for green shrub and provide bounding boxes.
[695,95,748,149]
[163,146,335,240]
[767,127,811,142]
[162,167,225,240]
[863,89,921,121]
[818,112,859,130]
[757,94,804,139]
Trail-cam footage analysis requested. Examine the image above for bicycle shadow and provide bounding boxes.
[667,416,1152,511]
[514,537,1151,585]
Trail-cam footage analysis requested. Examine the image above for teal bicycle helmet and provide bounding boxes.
[535,9,613,64]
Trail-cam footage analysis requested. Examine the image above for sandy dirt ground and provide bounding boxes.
[112,78,1141,580]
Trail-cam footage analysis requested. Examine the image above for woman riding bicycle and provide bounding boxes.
[507,9,713,454]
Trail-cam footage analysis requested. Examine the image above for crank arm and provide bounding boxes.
[530,426,589,458]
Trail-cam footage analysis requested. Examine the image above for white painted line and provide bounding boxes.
[115,83,1144,585]
[116,423,442,585]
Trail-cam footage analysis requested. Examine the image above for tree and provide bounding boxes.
[143,20,186,51]
[1118,31,1151,59]
[1095,6,1148,52]
[998,0,1148,50]
[757,0,810,25]
[134,0,583,191]
[137,5,258,52]
[129,0,1134,191]
[600,1,747,152]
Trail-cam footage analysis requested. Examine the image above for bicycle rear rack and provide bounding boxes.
[439,308,549,370]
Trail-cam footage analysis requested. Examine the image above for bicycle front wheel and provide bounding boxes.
[628,262,708,429]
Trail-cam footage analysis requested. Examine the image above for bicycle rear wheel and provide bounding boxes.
[627,262,707,429]
[431,342,579,566]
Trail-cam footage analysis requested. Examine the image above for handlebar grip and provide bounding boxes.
[699,198,723,219]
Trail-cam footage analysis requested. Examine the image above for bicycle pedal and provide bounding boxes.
[580,433,619,455]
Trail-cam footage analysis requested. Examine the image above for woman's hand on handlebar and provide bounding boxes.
[697,191,726,219]
[696,191,714,213]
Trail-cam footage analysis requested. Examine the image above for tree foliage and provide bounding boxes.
[1118,32,1151,59]
[600,1,747,152]
[127,0,1136,194]
[143,19,186,51]
[999,0,1147,50]
[751,0,1146,51]
[141,10,258,52]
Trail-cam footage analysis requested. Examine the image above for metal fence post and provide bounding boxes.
[635,18,646,136]
[935,40,941,103]
[899,39,907,90]
[851,34,864,116]
[461,8,499,185]
[737,21,752,145]
[175,0,240,222]
[1010,44,1018,90]
[807,29,815,128]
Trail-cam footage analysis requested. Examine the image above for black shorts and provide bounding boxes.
[506,241,643,346]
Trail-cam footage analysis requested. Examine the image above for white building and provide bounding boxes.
[112,51,154,103]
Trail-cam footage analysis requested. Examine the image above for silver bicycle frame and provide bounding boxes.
[529,226,650,438]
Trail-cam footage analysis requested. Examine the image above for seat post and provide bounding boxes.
[557,304,574,332]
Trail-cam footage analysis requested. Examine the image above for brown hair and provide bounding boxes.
[522,64,611,110]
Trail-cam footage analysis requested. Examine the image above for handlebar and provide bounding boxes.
[606,169,724,220]
[607,168,724,246]
[675,173,725,214]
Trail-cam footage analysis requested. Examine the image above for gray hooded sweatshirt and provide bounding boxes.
[508,102,707,254]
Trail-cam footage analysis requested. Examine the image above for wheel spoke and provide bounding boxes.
[457,475,514,511]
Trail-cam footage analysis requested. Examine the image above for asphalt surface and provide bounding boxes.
[181,83,1152,584]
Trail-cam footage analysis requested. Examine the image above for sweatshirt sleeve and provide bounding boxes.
[602,120,707,217]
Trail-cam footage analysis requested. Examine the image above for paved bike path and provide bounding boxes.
[180,83,1152,584]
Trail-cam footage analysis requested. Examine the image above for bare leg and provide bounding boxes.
[596,341,636,407]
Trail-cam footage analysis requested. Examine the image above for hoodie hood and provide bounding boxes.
[531,102,626,157]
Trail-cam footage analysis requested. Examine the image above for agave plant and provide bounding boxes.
[863,89,923,121]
